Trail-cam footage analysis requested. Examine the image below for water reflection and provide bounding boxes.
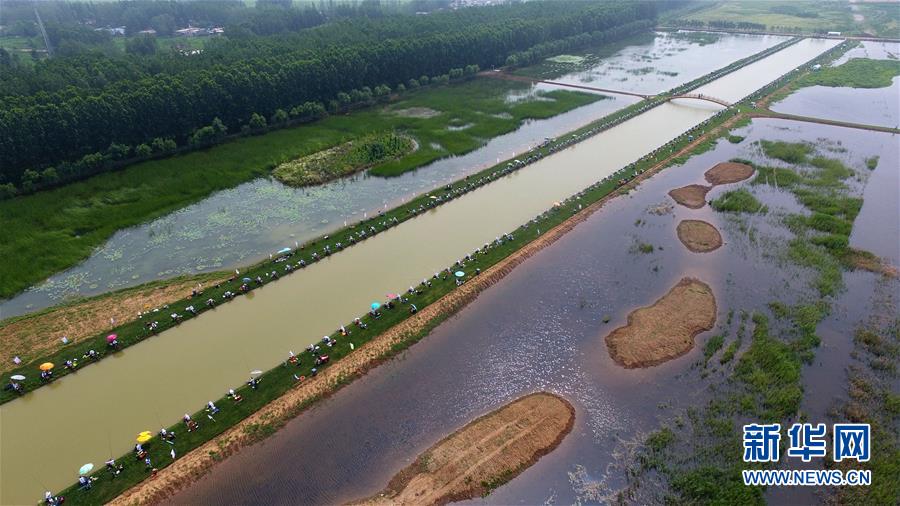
[0,32,788,318]
[170,118,897,505]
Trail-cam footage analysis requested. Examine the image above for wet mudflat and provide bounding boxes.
[169,114,894,505]
[0,39,839,504]
[0,32,788,319]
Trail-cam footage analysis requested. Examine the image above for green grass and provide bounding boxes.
[0,77,601,300]
[512,31,655,79]
[673,1,855,33]
[710,188,767,214]
[703,334,725,362]
[865,156,880,170]
[726,134,744,144]
[273,131,414,186]
[797,58,900,89]
[759,139,812,164]
[50,80,751,503]
[856,2,900,37]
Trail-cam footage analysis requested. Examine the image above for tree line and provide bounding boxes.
[0,1,664,196]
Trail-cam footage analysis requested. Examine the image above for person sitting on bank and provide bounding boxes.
[206,401,219,414]
[228,388,243,402]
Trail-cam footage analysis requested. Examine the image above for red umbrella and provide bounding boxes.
[386,293,399,300]
[106,334,118,343]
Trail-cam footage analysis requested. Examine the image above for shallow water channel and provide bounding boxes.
[771,41,900,128]
[0,32,789,319]
[168,115,897,504]
[0,38,838,504]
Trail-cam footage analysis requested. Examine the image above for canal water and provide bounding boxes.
[0,32,789,319]
[0,38,838,504]
[169,116,896,504]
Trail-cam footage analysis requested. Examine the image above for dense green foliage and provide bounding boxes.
[0,77,598,299]
[0,0,659,190]
[273,131,415,186]
[796,58,900,89]
[759,139,812,164]
[710,188,767,214]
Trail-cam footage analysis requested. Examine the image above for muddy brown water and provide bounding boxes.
[169,115,896,505]
[0,32,789,319]
[0,38,840,504]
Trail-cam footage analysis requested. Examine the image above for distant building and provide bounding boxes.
[175,26,206,37]
[94,26,126,36]
[827,31,842,36]
[138,29,157,35]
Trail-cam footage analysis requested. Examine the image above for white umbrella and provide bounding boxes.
[10,374,25,381]
[250,370,263,376]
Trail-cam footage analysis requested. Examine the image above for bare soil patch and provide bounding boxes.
[110,112,746,506]
[391,107,441,119]
[353,392,574,506]
[605,278,717,368]
[668,184,711,209]
[704,162,754,185]
[844,248,898,278]
[0,273,225,373]
[676,220,723,253]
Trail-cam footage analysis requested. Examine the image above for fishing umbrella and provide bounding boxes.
[250,370,263,376]
[39,362,54,371]
[454,271,465,278]
[106,334,118,343]
[277,247,291,254]
[10,374,25,381]
[78,463,94,475]
[242,277,252,283]
[136,433,152,444]
[385,293,398,300]
[370,302,381,310]
[428,195,438,200]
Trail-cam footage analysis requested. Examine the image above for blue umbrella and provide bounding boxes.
[79,463,94,475]
[277,247,291,254]
[455,271,465,277]
[242,277,252,283]
[370,302,381,310]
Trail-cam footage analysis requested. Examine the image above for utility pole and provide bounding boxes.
[33,2,53,58]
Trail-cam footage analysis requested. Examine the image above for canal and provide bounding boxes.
[0,37,839,504]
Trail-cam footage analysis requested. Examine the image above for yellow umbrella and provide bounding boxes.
[39,362,54,371]
[136,433,152,443]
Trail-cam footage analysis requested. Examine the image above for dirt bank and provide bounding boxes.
[704,162,754,185]
[668,184,711,209]
[605,278,717,368]
[0,274,225,373]
[352,392,574,506]
[676,220,723,253]
[109,112,745,506]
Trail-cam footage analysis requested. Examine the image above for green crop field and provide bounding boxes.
[675,1,856,33]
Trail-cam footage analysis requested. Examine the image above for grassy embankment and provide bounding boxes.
[621,134,891,502]
[51,73,753,504]
[272,131,415,186]
[5,34,806,402]
[0,272,226,374]
[0,77,601,300]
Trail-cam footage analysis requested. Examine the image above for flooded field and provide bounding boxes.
[771,41,900,127]
[0,32,789,319]
[169,118,897,505]
[0,38,839,504]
